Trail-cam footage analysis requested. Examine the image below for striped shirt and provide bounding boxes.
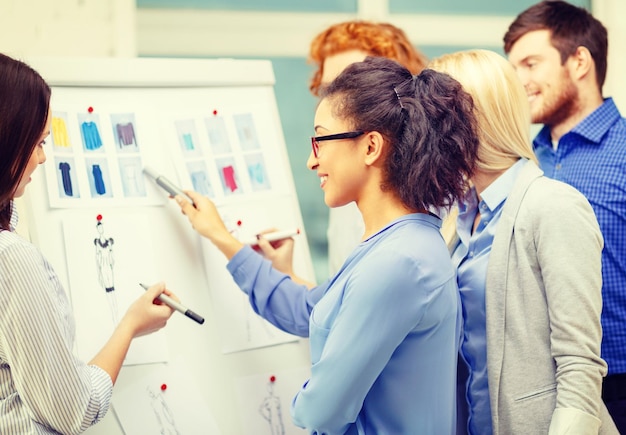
[534,98,626,375]
[0,206,112,434]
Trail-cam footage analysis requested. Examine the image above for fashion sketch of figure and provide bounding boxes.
[94,214,118,324]
[146,386,181,435]
[259,377,285,435]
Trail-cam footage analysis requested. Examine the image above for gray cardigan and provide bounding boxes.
[484,160,617,434]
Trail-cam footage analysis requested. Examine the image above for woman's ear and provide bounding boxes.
[363,131,385,166]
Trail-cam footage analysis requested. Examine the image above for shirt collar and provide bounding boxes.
[479,158,526,213]
[9,201,19,231]
[534,98,621,149]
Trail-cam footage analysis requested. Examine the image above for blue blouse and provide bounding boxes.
[228,213,461,434]
[452,159,525,435]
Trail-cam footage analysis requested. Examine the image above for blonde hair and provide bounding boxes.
[428,49,537,172]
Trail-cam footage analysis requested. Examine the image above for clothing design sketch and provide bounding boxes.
[92,164,106,195]
[182,133,194,151]
[81,121,103,150]
[94,216,118,324]
[51,117,70,147]
[247,160,270,190]
[190,171,212,197]
[58,162,73,196]
[120,160,145,196]
[116,122,137,147]
[147,386,181,435]
[222,165,238,192]
[259,379,285,435]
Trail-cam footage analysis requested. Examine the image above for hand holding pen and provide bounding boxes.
[139,283,205,325]
[143,166,195,205]
[249,228,299,275]
[121,282,177,337]
[174,190,246,260]
[145,169,314,288]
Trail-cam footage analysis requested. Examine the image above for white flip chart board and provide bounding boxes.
[21,56,314,435]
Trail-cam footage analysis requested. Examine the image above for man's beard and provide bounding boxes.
[531,74,579,127]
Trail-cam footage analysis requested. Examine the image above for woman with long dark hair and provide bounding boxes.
[0,53,176,434]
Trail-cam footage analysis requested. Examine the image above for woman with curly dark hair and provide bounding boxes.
[175,56,479,434]
[307,20,430,275]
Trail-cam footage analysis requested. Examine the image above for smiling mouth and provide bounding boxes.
[319,175,327,187]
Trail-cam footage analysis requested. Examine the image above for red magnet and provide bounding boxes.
[96,214,102,222]
[269,375,276,383]
[88,106,94,113]
[212,109,218,116]
[160,383,167,391]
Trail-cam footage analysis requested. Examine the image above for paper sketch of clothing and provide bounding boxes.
[59,162,73,196]
[92,164,106,195]
[94,218,118,324]
[147,386,181,435]
[259,381,285,435]
[245,156,271,191]
[82,121,103,150]
[182,133,194,151]
[116,122,137,147]
[122,165,140,196]
[222,165,238,192]
[190,171,212,197]
[248,163,265,184]
[233,113,260,150]
[52,117,70,147]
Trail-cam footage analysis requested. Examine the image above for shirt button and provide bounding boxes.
[556,163,562,170]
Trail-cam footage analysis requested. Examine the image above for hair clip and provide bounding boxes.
[393,87,405,109]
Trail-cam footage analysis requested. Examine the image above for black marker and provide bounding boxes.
[139,283,205,325]
[143,166,195,205]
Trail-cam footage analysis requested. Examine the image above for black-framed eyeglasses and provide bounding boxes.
[310,131,365,158]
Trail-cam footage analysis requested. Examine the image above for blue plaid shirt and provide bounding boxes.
[534,98,626,375]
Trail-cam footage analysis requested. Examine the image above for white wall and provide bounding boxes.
[593,0,626,110]
[0,0,135,57]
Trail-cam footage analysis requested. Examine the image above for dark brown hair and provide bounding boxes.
[320,56,479,211]
[308,20,428,96]
[0,53,51,230]
[503,0,608,89]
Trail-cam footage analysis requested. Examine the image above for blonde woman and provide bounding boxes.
[429,49,617,434]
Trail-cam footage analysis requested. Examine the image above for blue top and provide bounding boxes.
[534,98,626,375]
[452,159,525,435]
[228,213,461,435]
[81,121,102,150]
